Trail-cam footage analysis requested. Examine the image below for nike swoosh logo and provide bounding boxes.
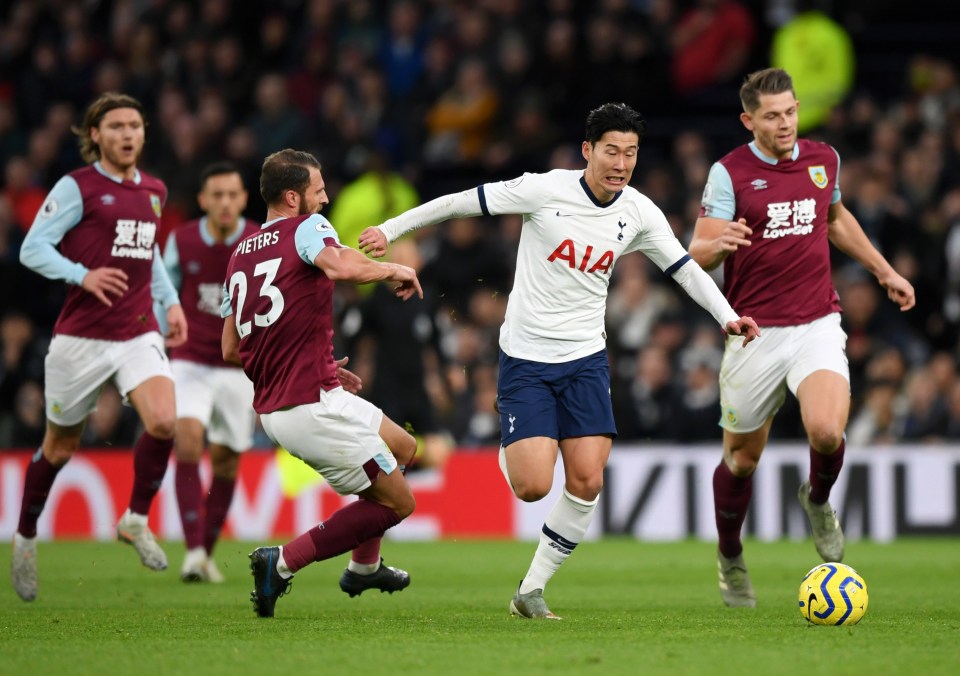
[556,210,573,217]
[263,550,274,595]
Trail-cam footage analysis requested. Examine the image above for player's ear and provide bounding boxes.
[739,111,754,131]
[581,140,591,162]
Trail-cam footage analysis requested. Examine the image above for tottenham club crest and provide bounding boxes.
[149,193,162,218]
[808,166,828,189]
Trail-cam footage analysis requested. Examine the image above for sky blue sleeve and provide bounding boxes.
[699,163,736,221]
[151,245,180,310]
[220,283,233,318]
[162,232,182,291]
[832,147,842,204]
[19,176,88,285]
[295,214,342,265]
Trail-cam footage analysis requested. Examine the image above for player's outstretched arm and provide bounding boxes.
[689,216,752,271]
[315,246,423,300]
[358,188,484,257]
[827,202,916,311]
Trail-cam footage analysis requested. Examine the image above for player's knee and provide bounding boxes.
[511,478,551,503]
[145,415,176,440]
[45,444,78,466]
[728,451,758,477]
[43,429,81,466]
[174,443,203,463]
[807,428,843,455]
[567,476,603,502]
[393,491,416,520]
[212,455,239,480]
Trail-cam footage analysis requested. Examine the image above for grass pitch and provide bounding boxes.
[1,538,958,675]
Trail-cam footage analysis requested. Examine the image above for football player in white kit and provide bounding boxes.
[361,103,761,619]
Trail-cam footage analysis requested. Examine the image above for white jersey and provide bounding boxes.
[480,169,690,362]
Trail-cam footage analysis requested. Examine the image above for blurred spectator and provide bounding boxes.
[424,58,499,166]
[670,0,755,96]
[3,156,45,233]
[0,311,42,413]
[248,72,307,157]
[667,328,724,442]
[329,147,420,254]
[613,344,680,441]
[0,379,44,449]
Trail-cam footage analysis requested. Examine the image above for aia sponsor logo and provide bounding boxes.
[547,239,614,274]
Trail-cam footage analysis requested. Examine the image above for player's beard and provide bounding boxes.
[296,189,311,215]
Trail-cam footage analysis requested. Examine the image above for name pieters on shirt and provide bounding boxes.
[761,198,816,240]
[111,219,157,259]
[235,231,280,256]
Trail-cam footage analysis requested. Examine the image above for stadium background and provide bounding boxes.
[0,0,959,541]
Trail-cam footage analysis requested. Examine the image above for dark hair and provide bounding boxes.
[584,102,646,145]
[71,92,146,164]
[739,68,796,113]
[199,161,242,189]
[259,149,321,205]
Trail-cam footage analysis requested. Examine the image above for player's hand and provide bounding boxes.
[335,356,362,394]
[718,218,752,254]
[81,267,128,306]
[392,264,423,301]
[878,270,916,311]
[358,227,388,258]
[164,304,188,348]
[725,315,760,347]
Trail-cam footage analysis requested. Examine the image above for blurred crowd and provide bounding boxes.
[1,0,959,452]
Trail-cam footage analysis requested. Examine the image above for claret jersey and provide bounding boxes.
[478,169,690,363]
[164,217,259,366]
[21,163,173,341]
[700,139,843,326]
[221,213,342,413]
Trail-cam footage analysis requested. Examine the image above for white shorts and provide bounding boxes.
[44,332,173,426]
[259,387,393,496]
[171,359,256,452]
[719,313,849,434]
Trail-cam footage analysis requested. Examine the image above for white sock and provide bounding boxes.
[518,487,598,595]
[347,559,381,575]
[276,546,294,579]
[498,446,516,495]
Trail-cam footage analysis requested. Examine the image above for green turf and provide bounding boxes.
[1,538,958,675]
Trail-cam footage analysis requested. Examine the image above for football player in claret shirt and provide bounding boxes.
[161,162,259,583]
[689,68,915,608]
[221,149,423,618]
[12,92,187,602]
[360,102,760,619]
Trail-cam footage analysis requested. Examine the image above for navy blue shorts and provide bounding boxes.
[497,348,617,446]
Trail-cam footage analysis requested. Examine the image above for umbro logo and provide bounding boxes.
[101,194,116,205]
[751,179,767,190]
